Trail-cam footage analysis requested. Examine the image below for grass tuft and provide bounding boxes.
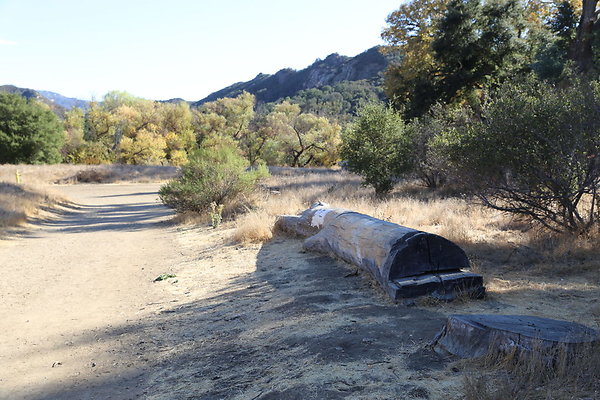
[231,210,275,244]
[461,339,600,400]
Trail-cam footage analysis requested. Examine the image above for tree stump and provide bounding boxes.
[432,314,600,359]
[275,203,485,301]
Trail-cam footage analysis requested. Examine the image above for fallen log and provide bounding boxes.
[432,314,600,359]
[275,203,484,301]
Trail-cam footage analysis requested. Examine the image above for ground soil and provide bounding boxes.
[1,183,599,400]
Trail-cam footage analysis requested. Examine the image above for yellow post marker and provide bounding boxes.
[15,170,21,184]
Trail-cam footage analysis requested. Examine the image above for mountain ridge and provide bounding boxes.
[193,46,388,106]
[1,46,389,115]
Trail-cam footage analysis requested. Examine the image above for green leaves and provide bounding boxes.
[159,140,269,214]
[341,103,413,196]
[447,77,600,232]
[0,93,64,164]
[154,273,176,282]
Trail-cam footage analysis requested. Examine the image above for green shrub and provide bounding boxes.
[159,140,268,214]
[0,92,64,164]
[341,103,413,196]
[407,104,475,189]
[446,76,600,233]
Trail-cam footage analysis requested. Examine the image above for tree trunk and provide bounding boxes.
[571,0,599,73]
[432,314,600,359]
[276,203,485,301]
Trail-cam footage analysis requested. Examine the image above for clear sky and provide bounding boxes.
[0,0,400,101]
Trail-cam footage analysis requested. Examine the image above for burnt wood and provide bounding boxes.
[432,314,600,359]
[276,203,485,300]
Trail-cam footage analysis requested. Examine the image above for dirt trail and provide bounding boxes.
[0,184,184,400]
[0,183,463,400]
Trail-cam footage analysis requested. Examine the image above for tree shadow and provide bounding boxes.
[29,201,173,234]
[22,237,451,400]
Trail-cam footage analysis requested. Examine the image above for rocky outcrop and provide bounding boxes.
[194,46,388,105]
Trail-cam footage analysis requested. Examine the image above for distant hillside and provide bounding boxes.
[194,46,388,106]
[38,90,89,110]
[0,85,67,116]
[1,85,47,103]
[158,98,191,104]
[0,85,90,118]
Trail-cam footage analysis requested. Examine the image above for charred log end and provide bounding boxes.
[432,314,600,360]
[389,232,471,279]
[388,271,485,301]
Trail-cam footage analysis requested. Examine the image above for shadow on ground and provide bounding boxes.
[27,201,173,234]
[25,237,451,400]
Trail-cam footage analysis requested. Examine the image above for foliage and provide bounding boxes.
[159,140,269,214]
[0,92,64,164]
[382,0,553,118]
[62,107,86,163]
[432,0,531,102]
[533,0,579,80]
[195,91,255,141]
[261,102,341,167]
[444,76,600,233]
[209,202,224,228]
[341,103,413,195]
[407,104,474,188]
[285,80,385,123]
[60,89,345,168]
[381,0,447,118]
[82,92,196,165]
[153,273,176,282]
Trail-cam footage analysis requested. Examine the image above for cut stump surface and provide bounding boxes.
[432,314,600,359]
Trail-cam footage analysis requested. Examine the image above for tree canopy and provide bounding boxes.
[0,92,64,164]
[380,0,584,118]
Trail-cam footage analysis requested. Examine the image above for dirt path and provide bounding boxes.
[0,183,461,400]
[0,184,184,400]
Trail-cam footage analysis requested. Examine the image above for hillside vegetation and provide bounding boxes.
[194,46,387,104]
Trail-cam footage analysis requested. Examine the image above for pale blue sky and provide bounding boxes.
[0,0,400,101]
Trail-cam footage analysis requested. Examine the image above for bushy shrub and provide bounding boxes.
[159,140,269,214]
[446,76,600,233]
[0,92,64,164]
[341,103,413,196]
[407,104,474,188]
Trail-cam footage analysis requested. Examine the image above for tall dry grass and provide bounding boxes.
[462,340,600,400]
[233,167,600,273]
[0,163,179,186]
[233,167,512,248]
[0,182,64,232]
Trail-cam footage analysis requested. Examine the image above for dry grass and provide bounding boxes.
[462,340,600,400]
[233,166,513,250]
[235,168,600,276]
[231,210,275,244]
[0,163,179,186]
[0,182,64,233]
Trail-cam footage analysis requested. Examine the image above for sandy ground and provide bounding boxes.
[0,184,458,400]
[1,183,599,399]
[0,184,183,399]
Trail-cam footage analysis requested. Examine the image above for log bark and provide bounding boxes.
[276,203,484,300]
[432,314,600,359]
